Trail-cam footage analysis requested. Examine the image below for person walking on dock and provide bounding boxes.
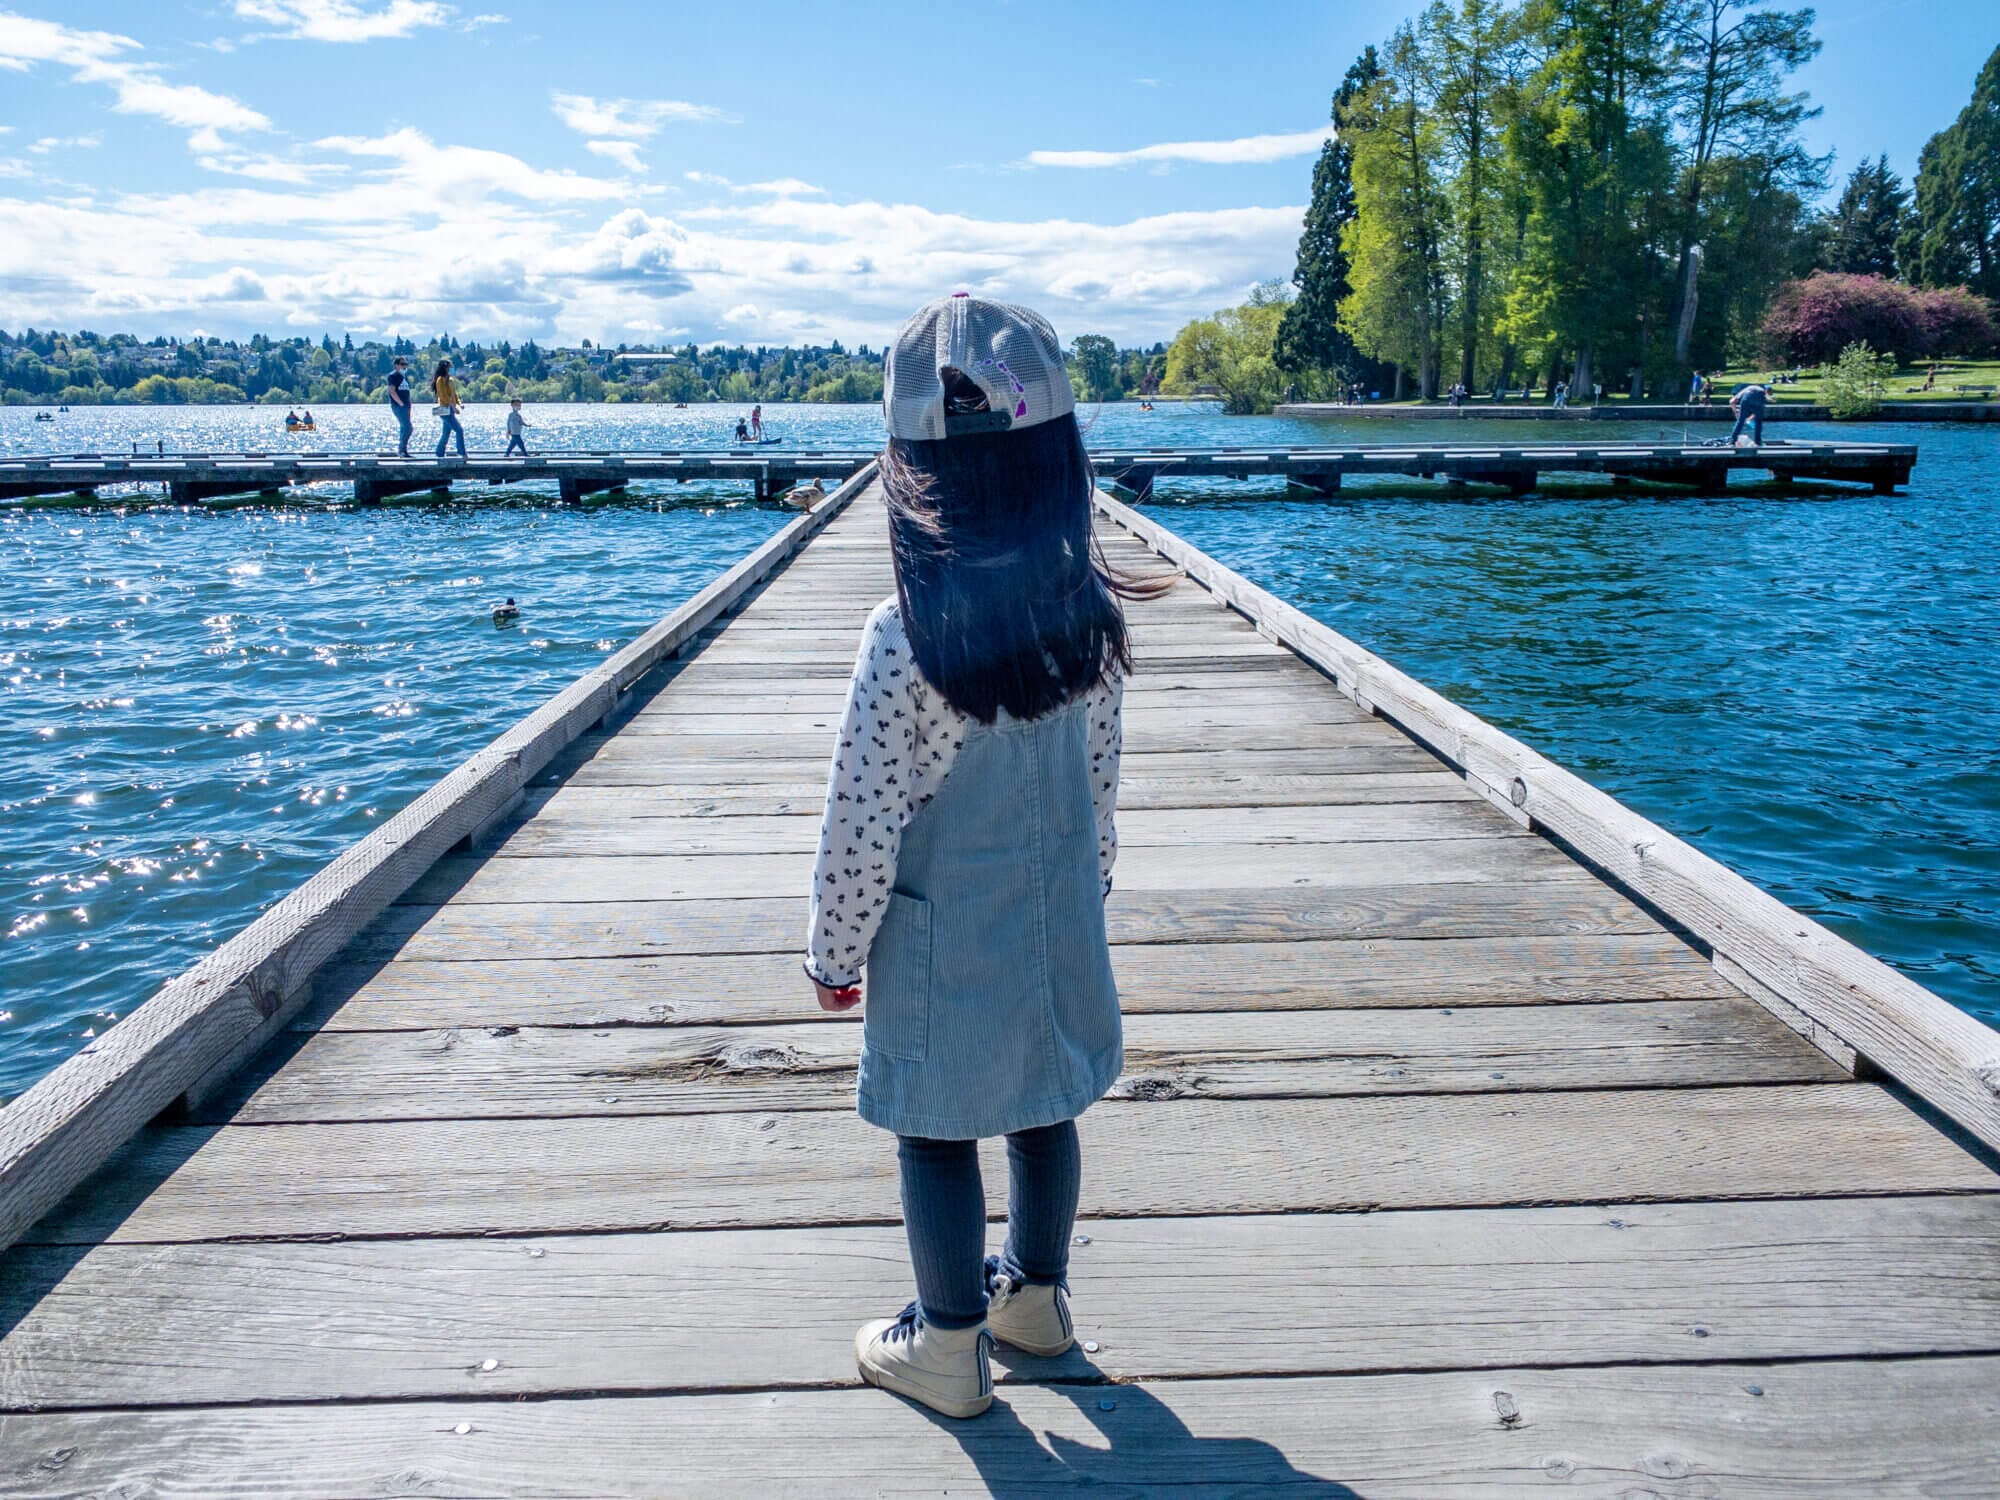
[1728,380,1770,446]
[504,398,530,456]
[431,359,466,460]
[808,294,1151,1421]
[386,356,413,457]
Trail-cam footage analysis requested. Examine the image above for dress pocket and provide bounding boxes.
[864,891,932,1063]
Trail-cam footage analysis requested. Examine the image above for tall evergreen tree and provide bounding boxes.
[1820,156,1909,277]
[1900,44,2000,296]
[1276,47,1381,384]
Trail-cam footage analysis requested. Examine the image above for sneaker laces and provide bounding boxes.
[883,1301,923,1345]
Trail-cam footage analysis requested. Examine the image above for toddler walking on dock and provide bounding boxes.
[805,294,1143,1419]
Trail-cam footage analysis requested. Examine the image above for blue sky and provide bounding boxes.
[1,0,1992,348]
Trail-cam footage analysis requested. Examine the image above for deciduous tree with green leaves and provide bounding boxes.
[1341,25,1452,398]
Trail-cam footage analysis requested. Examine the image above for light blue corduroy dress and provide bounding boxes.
[855,696,1122,1141]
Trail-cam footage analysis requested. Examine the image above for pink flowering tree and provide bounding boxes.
[1761,272,2000,363]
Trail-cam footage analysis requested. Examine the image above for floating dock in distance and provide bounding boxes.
[0,448,880,506]
[0,439,1918,507]
[2,467,1997,1491]
[1089,439,1917,497]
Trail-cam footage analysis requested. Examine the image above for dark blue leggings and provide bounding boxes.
[896,1119,1081,1330]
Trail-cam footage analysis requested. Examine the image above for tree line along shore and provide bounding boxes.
[1166,14,2000,415]
[0,327,1184,411]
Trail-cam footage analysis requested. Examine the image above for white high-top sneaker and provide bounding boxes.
[854,1303,993,1419]
[984,1258,1075,1357]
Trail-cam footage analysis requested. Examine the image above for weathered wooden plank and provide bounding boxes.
[401,836,1584,905]
[301,933,1736,1031]
[563,742,1446,780]
[527,769,1480,817]
[659,649,1313,680]
[0,468,875,1257]
[209,1001,1833,1123]
[7,1196,1997,1409]
[624,699,1371,733]
[487,802,1524,859]
[602,721,1401,754]
[27,1085,1990,1245]
[1094,490,2000,1150]
[352,883,1671,964]
[4,1357,1997,1497]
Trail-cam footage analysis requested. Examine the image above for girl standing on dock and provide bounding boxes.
[806,294,1146,1419]
[430,359,466,459]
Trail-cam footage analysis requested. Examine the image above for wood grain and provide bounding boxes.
[5,1196,1994,1408]
[303,933,1735,1030]
[26,1085,1990,1245]
[486,802,1524,859]
[202,1001,1836,1123]
[350,883,1671,965]
[5,1358,1999,1497]
[401,837,1583,905]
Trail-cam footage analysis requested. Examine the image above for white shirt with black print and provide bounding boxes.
[805,597,1123,988]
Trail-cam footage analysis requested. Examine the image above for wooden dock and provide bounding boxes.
[4,466,1999,1495]
[1,437,1918,507]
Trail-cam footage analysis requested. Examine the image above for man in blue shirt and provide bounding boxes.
[385,356,413,457]
[1728,381,1770,446]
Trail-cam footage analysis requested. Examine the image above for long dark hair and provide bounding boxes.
[882,412,1160,723]
[432,359,451,391]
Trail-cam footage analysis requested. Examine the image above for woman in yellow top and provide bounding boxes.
[431,358,467,459]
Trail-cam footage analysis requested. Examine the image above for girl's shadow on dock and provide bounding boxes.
[914,1354,1358,1497]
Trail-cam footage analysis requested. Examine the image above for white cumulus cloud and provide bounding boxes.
[0,11,269,145]
[231,1,454,43]
[1027,127,1333,169]
[585,139,644,172]
[551,92,729,139]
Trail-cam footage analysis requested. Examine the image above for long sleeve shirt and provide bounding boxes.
[805,598,1124,988]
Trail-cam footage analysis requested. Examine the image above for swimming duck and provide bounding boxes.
[493,597,521,624]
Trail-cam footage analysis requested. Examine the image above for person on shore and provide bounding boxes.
[1688,370,1703,405]
[750,403,763,440]
[1592,382,1603,406]
[1728,380,1770,446]
[386,356,413,457]
[1553,380,1568,410]
[812,294,1151,1421]
[431,359,466,460]
[504,399,530,456]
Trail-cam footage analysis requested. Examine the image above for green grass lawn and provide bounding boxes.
[1715,358,2000,403]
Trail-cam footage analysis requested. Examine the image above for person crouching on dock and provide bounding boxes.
[805,293,1160,1420]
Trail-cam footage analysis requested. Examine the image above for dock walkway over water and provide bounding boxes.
[1,436,1918,506]
[4,469,2000,1494]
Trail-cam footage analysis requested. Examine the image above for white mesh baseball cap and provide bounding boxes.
[884,293,1076,441]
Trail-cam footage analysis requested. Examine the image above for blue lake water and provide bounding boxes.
[1,401,1995,1100]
